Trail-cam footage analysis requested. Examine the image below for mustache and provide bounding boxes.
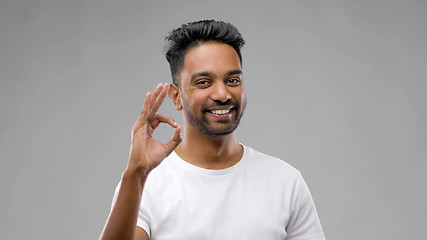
[202,100,239,112]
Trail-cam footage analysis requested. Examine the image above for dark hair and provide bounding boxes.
[164,19,245,84]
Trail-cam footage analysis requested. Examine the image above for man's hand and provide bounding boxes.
[99,83,181,240]
[126,83,181,180]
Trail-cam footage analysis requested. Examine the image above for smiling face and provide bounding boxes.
[170,42,247,137]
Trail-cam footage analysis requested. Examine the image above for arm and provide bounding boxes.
[286,172,325,240]
[99,83,181,240]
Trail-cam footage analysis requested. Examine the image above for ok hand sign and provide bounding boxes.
[126,83,181,181]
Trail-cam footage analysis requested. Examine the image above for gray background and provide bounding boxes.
[1,0,426,239]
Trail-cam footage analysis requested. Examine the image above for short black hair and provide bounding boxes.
[164,19,245,84]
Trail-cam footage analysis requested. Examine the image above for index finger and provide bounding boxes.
[148,83,170,120]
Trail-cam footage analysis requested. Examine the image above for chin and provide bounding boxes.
[198,124,239,137]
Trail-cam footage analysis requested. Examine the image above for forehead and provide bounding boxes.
[181,42,241,76]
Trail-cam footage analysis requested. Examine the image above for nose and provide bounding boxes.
[210,82,231,103]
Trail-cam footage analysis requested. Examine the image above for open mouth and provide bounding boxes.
[210,109,231,115]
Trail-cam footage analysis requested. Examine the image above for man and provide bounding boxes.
[100,20,325,240]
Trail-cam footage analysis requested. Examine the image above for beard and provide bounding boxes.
[183,97,247,137]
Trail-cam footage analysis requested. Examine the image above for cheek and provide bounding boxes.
[240,91,246,100]
[232,88,246,102]
[190,91,209,105]
[182,92,204,111]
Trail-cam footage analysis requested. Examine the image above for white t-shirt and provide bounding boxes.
[113,145,325,240]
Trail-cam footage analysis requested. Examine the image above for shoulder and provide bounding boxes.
[112,154,176,200]
[144,154,176,186]
[244,145,299,173]
[243,145,301,181]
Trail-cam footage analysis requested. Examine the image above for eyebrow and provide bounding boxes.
[226,70,242,76]
[190,70,242,82]
[191,71,213,81]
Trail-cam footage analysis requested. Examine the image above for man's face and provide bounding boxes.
[176,42,247,137]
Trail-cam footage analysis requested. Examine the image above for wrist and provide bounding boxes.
[122,166,150,187]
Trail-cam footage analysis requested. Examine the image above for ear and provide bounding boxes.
[168,84,183,110]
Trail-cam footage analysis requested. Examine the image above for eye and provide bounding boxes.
[226,78,241,86]
[195,79,211,87]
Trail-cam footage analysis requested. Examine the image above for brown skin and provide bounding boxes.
[99,42,246,240]
[170,42,246,169]
[99,84,181,240]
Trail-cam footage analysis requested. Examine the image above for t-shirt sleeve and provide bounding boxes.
[111,181,151,238]
[136,202,150,237]
[286,172,325,240]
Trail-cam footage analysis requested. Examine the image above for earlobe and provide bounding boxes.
[168,84,183,110]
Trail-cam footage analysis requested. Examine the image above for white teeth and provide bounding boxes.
[211,109,230,115]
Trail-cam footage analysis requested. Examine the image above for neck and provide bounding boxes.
[175,125,243,170]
